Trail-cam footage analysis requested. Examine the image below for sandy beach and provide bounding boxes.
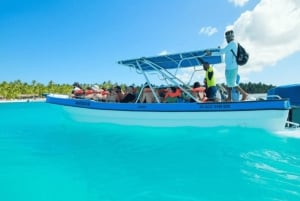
[0,98,46,103]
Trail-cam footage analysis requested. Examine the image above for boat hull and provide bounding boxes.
[46,94,290,131]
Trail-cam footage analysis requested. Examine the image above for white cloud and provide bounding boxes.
[221,0,300,81]
[159,50,168,56]
[228,0,249,7]
[162,0,300,85]
[199,26,218,36]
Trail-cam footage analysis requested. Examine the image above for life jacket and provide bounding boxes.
[205,66,216,88]
[165,88,181,98]
[101,90,109,96]
[85,89,94,95]
[74,89,84,95]
[72,87,84,96]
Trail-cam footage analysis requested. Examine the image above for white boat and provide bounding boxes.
[46,49,293,132]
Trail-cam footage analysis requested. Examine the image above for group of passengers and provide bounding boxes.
[139,83,216,103]
[72,83,215,104]
[72,82,108,101]
[70,77,217,104]
[71,82,137,103]
[70,59,239,103]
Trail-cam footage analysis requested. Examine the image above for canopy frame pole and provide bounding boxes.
[141,59,200,102]
[135,60,161,103]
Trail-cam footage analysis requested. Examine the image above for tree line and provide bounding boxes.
[0,80,130,100]
[0,80,276,100]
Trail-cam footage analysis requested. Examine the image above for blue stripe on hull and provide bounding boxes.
[46,96,291,112]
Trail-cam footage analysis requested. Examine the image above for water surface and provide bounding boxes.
[0,102,300,201]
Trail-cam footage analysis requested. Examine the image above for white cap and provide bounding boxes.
[92,85,99,91]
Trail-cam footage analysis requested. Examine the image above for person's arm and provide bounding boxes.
[219,44,230,54]
[220,42,236,54]
[164,92,169,101]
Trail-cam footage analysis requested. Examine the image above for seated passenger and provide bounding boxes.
[190,81,207,102]
[87,84,103,100]
[99,87,109,102]
[157,86,167,100]
[164,87,181,103]
[85,85,98,99]
[114,86,124,102]
[141,85,154,103]
[106,88,116,102]
[106,86,124,102]
[120,86,136,103]
[71,82,84,98]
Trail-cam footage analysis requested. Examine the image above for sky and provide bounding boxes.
[1,0,300,86]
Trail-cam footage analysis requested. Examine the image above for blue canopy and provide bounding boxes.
[118,48,222,71]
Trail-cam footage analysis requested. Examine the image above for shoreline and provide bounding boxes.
[0,98,46,103]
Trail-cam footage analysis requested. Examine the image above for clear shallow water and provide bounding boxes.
[0,102,300,201]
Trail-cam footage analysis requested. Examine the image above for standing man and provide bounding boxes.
[219,30,248,101]
[202,62,218,101]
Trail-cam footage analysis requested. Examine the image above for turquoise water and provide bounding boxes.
[1,102,300,201]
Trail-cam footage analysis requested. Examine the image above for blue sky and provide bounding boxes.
[1,0,300,86]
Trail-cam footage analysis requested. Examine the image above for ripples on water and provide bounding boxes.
[0,102,300,201]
